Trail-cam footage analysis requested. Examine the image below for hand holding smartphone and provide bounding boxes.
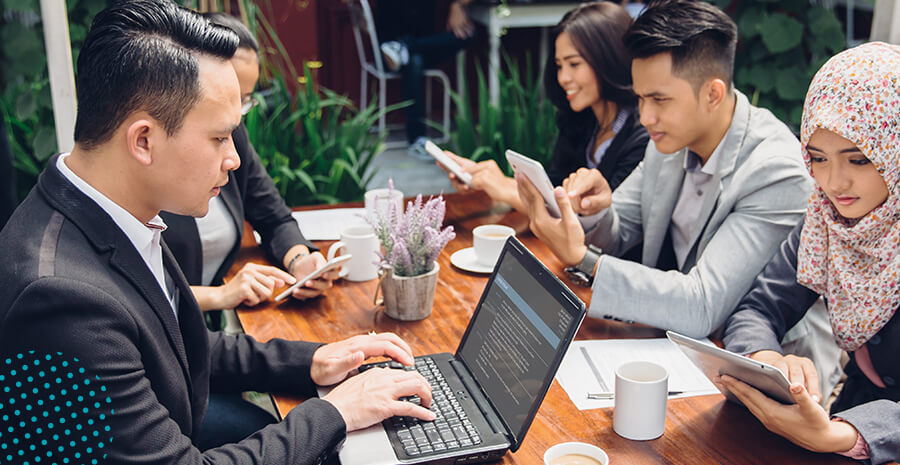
[274,254,352,302]
[425,141,473,187]
[505,149,561,218]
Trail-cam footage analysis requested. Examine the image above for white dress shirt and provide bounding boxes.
[56,153,178,318]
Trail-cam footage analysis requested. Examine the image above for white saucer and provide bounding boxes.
[450,247,494,274]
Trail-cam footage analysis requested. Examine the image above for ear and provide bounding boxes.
[703,78,728,112]
[124,116,155,167]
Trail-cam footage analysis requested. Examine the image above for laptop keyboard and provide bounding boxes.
[363,357,483,457]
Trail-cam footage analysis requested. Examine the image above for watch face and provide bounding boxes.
[564,266,592,287]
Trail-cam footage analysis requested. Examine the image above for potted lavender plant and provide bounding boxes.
[368,187,455,321]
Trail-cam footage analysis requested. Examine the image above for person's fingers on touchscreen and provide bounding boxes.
[323,368,434,432]
[562,169,609,215]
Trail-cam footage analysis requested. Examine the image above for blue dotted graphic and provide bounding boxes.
[0,352,114,464]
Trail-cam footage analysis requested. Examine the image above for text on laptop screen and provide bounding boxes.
[458,248,576,441]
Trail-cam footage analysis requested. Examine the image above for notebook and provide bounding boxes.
[323,236,586,465]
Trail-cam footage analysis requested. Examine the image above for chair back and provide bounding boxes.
[347,0,386,74]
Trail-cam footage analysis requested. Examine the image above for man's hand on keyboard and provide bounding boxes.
[311,332,415,386]
[323,368,435,432]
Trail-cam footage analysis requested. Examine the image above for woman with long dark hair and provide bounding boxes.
[444,1,648,211]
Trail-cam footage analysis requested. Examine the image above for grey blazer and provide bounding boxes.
[0,156,346,464]
[584,90,812,337]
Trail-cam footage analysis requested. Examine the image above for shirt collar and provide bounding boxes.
[683,134,725,176]
[56,153,167,253]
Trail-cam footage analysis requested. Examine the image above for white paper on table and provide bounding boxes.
[555,338,720,410]
[253,208,369,244]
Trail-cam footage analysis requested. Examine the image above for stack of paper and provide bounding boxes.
[555,338,720,410]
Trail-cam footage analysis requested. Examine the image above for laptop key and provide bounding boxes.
[405,446,420,456]
[471,435,481,444]
[460,439,473,447]
[433,443,447,451]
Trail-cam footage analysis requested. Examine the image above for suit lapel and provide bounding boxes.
[643,150,686,265]
[38,157,194,395]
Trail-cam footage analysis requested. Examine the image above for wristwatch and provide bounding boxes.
[565,244,603,286]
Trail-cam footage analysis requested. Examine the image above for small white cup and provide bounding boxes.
[613,360,668,441]
[365,188,404,221]
[472,224,515,266]
[543,442,609,465]
[327,225,380,282]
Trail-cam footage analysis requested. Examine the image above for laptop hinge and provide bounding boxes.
[450,359,509,438]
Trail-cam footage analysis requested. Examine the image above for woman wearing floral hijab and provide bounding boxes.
[721,42,900,463]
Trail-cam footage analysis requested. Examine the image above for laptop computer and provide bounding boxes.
[321,236,586,465]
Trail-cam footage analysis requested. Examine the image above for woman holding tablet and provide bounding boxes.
[721,43,900,463]
[161,13,339,314]
[443,1,647,212]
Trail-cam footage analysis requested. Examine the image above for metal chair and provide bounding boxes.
[348,0,452,145]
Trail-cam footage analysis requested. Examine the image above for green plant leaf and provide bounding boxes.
[15,92,37,121]
[775,66,810,101]
[758,13,803,54]
[807,6,846,53]
[33,126,58,160]
[737,7,766,40]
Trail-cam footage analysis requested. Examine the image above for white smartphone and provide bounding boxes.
[505,149,561,218]
[425,140,473,187]
[666,331,796,405]
[274,254,353,302]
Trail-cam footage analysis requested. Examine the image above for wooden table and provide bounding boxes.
[235,191,852,465]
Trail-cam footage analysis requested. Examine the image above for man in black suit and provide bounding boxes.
[0,1,434,463]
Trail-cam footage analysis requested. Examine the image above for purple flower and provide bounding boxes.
[365,180,455,276]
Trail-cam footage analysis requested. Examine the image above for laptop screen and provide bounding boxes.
[456,238,584,451]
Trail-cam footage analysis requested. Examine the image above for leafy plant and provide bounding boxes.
[367,182,455,277]
[1,0,108,200]
[716,0,846,128]
[448,54,557,174]
[243,64,407,206]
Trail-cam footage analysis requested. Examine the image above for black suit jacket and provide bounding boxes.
[161,123,315,286]
[546,109,648,190]
[0,155,345,464]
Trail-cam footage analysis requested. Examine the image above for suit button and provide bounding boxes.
[883,376,895,387]
[870,335,882,345]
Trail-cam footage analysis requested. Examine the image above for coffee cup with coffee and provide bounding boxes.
[472,224,515,267]
[543,442,609,465]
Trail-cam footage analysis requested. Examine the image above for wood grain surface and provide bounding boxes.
[234,191,853,465]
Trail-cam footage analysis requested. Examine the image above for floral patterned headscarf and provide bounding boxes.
[796,42,900,351]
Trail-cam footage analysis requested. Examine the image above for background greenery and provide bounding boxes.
[716,0,846,127]
[0,0,849,202]
[448,55,557,175]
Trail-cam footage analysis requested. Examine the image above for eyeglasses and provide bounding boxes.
[241,95,259,115]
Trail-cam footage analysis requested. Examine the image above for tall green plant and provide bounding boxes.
[716,0,846,127]
[244,64,407,206]
[448,54,557,174]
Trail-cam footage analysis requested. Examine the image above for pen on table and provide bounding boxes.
[587,391,684,400]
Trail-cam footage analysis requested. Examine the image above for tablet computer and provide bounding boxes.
[666,331,795,405]
[505,149,561,218]
[425,141,473,187]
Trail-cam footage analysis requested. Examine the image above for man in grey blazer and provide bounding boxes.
[517,0,841,398]
[0,1,434,463]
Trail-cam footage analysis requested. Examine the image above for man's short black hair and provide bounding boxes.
[73,0,239,149]
[624,0,737,90]
[203,12,258,53]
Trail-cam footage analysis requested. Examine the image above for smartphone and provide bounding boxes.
[425,141,473,187]
[505,149,561,218]
[274,254,353,302]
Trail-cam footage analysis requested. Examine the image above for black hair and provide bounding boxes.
[73,0,239,149]
[202,11,258,53]
[624,0,737,90]
[543,2,635,157]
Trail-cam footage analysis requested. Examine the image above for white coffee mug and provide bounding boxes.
[327,225,380,282]
[365,188,404,221]
[543,442,609,465]
[613,360,668,440]
[472,224,515,266]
